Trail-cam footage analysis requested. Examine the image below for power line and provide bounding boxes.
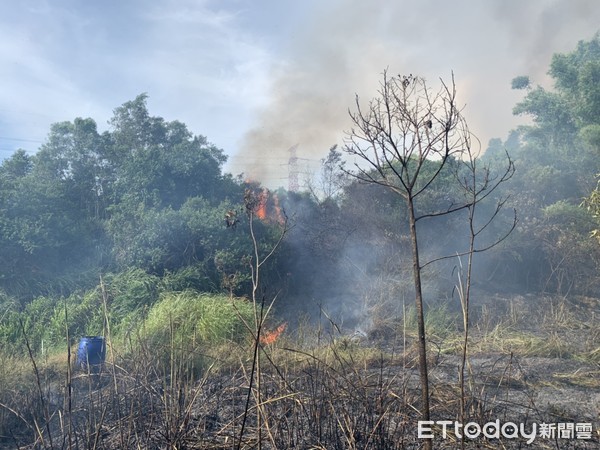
[0,136,44,144]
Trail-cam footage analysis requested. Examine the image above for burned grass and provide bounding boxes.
[0,293,599,449]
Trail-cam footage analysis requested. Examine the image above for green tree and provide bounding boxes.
[0,151,35,291]
[550,32,600,128]
[35,118,111,219]
[306,145,349,204]
[512,33,600,150]
[494,33,600,293]
[0,125,108,298]
[107,94,229,209]
[101,95,254,287]
[0,94,248,300]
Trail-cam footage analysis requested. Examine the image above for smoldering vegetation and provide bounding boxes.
[0,292,598,449]
[273,166,515,332]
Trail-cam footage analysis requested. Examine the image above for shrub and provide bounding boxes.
[141,291,254,350]
[102,268,161,319]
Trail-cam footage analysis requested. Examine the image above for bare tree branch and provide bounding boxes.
[342,71,516,445]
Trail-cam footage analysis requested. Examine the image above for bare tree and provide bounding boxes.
[343,71,514,447]
[451,141,516,449]
[236,186,289,450]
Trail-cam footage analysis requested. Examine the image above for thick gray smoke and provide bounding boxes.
[233,0,600,185]
[492,0,600,82]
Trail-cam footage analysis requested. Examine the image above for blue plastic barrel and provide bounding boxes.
[77,336,106,370]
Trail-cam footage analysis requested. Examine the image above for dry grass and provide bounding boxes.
[550,370,600,389]
[0,293,599,448]
[456,326,572,358]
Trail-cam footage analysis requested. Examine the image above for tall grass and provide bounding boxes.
[142,291,254,346]
[0,291,598,448]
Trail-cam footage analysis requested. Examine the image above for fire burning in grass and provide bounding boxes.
[260,322,287,345]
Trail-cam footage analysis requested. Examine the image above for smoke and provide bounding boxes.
[233,0,600,186]
[235,1,390,182]
[492,0,600,83]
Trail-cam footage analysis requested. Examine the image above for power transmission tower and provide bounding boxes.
[288,144,299,192]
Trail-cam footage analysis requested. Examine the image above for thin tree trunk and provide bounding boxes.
[407,196,431,450]
[459,206,476,449]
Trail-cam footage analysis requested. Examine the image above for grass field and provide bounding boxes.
[0,292,598,449]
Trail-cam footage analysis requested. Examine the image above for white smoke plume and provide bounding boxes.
[232,0,600,186]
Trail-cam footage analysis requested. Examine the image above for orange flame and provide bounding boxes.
[260,322,287,345]
[256,188,268,220]
[244,184,285,224]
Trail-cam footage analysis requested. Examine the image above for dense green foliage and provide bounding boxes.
[0,94,275,354]
[142,291,254,347]
[0,94,255,301]
[485,32,600,293]
[1,34,600,353]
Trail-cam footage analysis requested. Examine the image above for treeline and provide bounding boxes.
[0,94,284,352]
[0,94,261,301]
[485,32,600,293]
[1,34,600,350]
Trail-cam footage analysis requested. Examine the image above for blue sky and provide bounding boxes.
[0,1,280,155]
[1,0,599,187]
